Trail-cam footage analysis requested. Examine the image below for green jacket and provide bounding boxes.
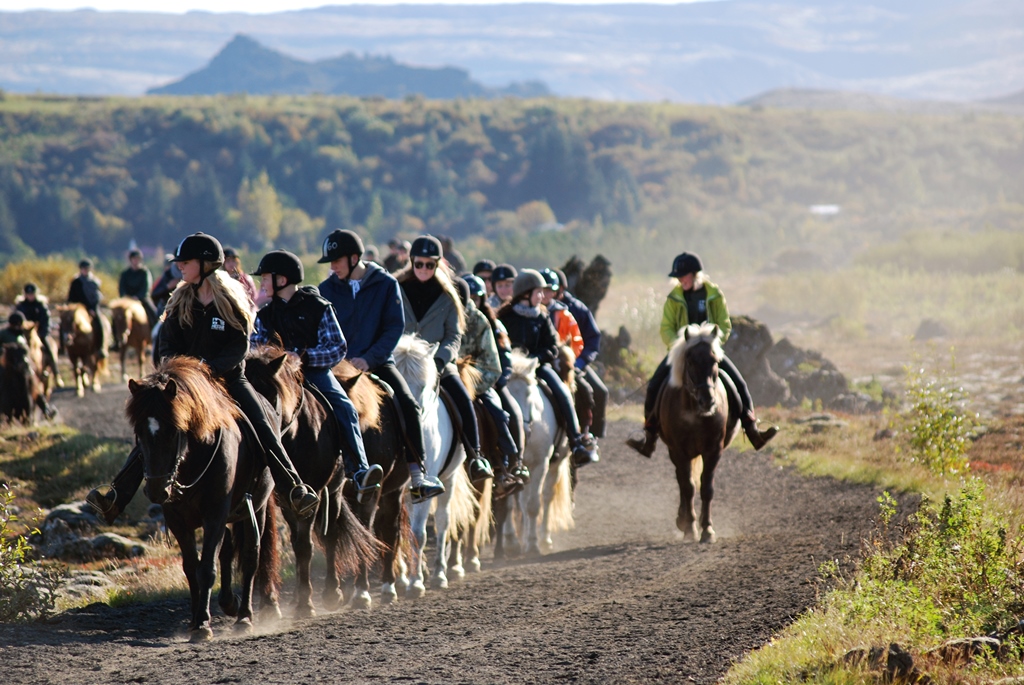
[659,280,731,349]
[460,304,501,395]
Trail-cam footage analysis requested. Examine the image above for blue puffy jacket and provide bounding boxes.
[319,261,405,368]
[561,291,601,367]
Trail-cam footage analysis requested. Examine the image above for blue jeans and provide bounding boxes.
[304,367,369,477]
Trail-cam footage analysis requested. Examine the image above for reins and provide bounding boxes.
[145,429,224,497]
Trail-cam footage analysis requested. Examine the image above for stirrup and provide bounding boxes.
[86,487,119,525]
[289,485,319,519]
[355,464,384,504]
[410,473,445,504]
[468,457,493,485]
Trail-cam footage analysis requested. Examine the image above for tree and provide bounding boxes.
[237,171,283,248]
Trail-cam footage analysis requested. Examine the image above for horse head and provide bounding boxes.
[670,323,723,416]
[129,376,185,504]
[393,335,439,401]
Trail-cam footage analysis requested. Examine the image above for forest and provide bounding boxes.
[0,92,1022,274]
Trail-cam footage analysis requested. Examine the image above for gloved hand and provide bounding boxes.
[495,367,512,390]
[575,357,587,370]
[433,357,446,374]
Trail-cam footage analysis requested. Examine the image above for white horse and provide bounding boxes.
[498,351,574,558]
[392,334,478,596]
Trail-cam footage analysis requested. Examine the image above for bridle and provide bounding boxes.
[144,429,222,499]
[683,350,718,404]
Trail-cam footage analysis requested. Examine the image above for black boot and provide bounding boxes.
[742,412,778,451]
[626,428,657,458]
[86,488,120,525]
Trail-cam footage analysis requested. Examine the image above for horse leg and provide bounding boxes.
[698,451,721,544]
[121,346,129,383]
[431,487,452,589]
[492,494,509,562]
[191,515,227,642]
[376,492,403,604]
[167,516,203,633]
[408,500,430,598]
[217,528,240,617]
[74,359,85,398]
[672,451,699,542]
[233,516,261,634]
[522,466,544,557]
[285,508,316,618]
[257,499,282,623]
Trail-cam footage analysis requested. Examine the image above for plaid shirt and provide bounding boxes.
[251,305,347,370]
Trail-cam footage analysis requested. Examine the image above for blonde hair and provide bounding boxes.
[396,259,466,332]
[162,268,254,335]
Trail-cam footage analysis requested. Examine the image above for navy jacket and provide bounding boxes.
[319,261,405,369]
[561,291,601,367]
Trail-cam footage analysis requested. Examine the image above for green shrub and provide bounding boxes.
[0,483,62,622]
[900,359,975,477]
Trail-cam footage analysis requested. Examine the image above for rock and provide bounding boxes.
[874,428,897,440]
[560,254,612,314]
[44,501,102,532]
[840,643,920,683]
[884,643,917,682]
[789,368,848,407]
[828,392,883,414]
[914,318,949,341]
[58,570,115,604]
[925,636,1003,664]
[89,532,145,560]
[36,517,145,562]
[726,315,790,407]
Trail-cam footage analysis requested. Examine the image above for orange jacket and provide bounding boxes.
[551,306,584,359]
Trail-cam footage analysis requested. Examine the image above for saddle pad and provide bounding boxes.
[437,385,465,475]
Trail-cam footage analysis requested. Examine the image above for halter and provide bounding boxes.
[683,350,717,404]
[144,429,223,500]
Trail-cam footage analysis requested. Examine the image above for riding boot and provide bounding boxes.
[408,463,445,503]
[571,432,599,467]
[466,448,494,488]
[742,411,779,451]
[492,461,523,498]
[87,444,144,524]
[626,417,658,458]
[510,452,530,484]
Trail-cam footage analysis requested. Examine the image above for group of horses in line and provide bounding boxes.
[0,298,150,423]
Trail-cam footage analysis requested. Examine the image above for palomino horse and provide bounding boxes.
[0,342,49,424]
[393,334,478,595]
[244,346,382,615]
[498,350,574,558]
[126,357,278,641]
[57,304,107,397]
[109,298,151,382]
[658,323,740,543]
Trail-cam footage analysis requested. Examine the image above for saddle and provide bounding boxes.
[438,385,469,475]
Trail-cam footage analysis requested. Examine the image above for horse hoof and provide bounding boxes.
[381,584,398,604]
[525,545,542,558]
[233,618,254,634]
[190,625,214,643]
[408,581,426,599]
[431,573,449,590]
[350,591,372,610]
[448,564,465,580]
[259,604,282,624]
[468,558,481,573]
[219,593,241,617]
[700,527,717,544]
[294,604,316,619]
[322,590,343,612]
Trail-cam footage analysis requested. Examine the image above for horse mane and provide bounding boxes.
[393,334,438,396]
[58,304,93,334]
[126,356,239,443]
[508,349,539,385]
[332,360,384,432]
[555,344,576,393]
[109,297,147,323]
[668,323,723,389]
[455,357,482,401]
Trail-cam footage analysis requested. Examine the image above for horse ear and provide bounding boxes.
[682,326,692,341]
[268,354,287,375]
[163,378,178,401]
[712,324,721,341]
[128,378,140,395]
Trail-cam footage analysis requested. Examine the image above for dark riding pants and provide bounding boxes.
[480,388,518,464]
[580,365,607,438]
[536,363,583,444]
[440,364,481,453]
[371,361,427,466]
[496,384,524,455]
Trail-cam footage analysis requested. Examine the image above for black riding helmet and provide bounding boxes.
[668,252,703,278]
[253,250,304,297]
[472,259,496,276]
[461,274,487,299]
[453,275,471,308]
[171,233,224,289]
[24,283,37,294]
[538,268,560,291]
[318,229,365,264]
[8,312,25,328]
[490,263,517,285]
[410,235,443,260]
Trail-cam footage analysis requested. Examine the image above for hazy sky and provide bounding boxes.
[6,0,699,11]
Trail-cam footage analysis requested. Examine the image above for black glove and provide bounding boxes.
[434,357,446,374]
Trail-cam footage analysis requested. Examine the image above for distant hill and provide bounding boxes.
[148,35,549,98]
[2,2,1023,103]
[985,88,1024,106]
[741,88,1024,116]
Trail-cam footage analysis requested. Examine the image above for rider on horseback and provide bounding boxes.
[398,235,494,487]
[317,229,445,503]
[627,252,778,457]
[118,249,159,328]
[15,282,63,388]
[0,312,58,420]
[497,269,599,467]
[454,276,524,496]
[87,233,320,523]
[67,259,108,360]
[250,249,384,504]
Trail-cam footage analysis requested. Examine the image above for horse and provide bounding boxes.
[125,356,279,642]
[57,304,107,397]
[499,350,575,558]
[0,342,49,425]
[658,322,740,543]
[109,298,151,382]
[244,346,384,615]
[393,334,478,595]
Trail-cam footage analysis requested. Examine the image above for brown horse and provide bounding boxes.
[109,298,151,382]
[57,304,107,397]
[244,346,384,615]
[657,323,740,543]
[125,356,279,641]
[0,342,49,424]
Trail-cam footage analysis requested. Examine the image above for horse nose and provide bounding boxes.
[144,479,170,504]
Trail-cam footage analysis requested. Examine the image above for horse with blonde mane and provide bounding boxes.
[57,304,107,396]
[393,334,478,594]
[658,322,740,543]
[498,349,575,558]
[109,297,151,382]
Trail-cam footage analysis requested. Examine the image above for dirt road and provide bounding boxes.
[4,385,891,684]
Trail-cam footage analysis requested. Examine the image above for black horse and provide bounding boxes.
[125,356,278,641]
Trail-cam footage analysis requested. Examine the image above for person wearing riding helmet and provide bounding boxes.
[453,277,523,496]
[250,250,384,504]
[15,283,63,388]
[87,233,320,524]
[550,268,609,440]
[497,269,599,467]
[626,252,778,457]
[317,229,445,503]
[472,260,496,297]
[118,249,159,328]
[67,258,108,359]
[398,235,494,486]
[488,263,517,311]
[0,312,59,419]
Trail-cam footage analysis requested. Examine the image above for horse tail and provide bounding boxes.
[257,496,281,604]
[547,456,576,533]
[393,498,415,583]
[441,465,479,542]
[321,494,386,578]
[473,478,493,548]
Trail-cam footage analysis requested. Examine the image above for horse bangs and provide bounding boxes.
[670,323,723,388]
[127,357,239,443]
[508,349,538,384]
[69,304,93,334]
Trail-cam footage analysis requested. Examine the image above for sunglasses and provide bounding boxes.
[413,260,437,270]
